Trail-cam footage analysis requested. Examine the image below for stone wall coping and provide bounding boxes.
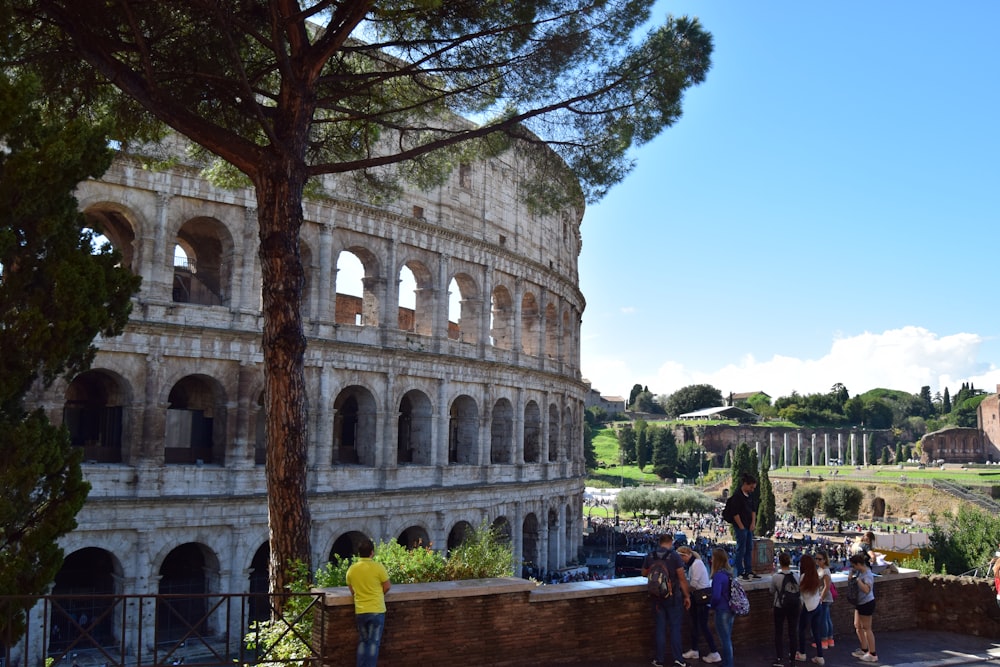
[317,576,536,606]
[317,567,922,607]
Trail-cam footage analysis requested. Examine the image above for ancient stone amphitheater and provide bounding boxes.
[28,133,586,642]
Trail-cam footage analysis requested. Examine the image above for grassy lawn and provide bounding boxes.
[588,428,660,486]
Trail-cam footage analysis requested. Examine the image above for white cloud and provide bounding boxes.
[620,306,636,315]
[584,327,1000,400]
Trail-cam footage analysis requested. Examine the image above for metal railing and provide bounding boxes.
[0,592,326,667]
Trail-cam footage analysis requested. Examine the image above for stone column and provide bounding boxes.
[850,432,856,466]
[434,254,450,345]
[314,366,334,469]
[237,205,259,312]
[479,263,492,356]
[437,377,450,465]
[382,238,399,335]
[811,433,817,467]
[512,502,524,577]
[514,387,525,464]
[150,192,172,301]
[512,277,523,360]
[824,433,830,466]
[837,433,843,462]
[783,432,789,468]
[317,226,334,322]
[540,391,551,463]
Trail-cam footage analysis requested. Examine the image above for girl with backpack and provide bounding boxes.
[794,554,826,665]
[770,551,799,667]
[708,548,734,667]
[677,546,721,664]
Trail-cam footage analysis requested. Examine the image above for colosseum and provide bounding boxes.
[24,133,587,649]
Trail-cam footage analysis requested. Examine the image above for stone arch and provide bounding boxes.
[398,258,434,335]
[248,542,269,622]
[447,272,480,342]
[398,389,433,464]
[447,520,475,553]
[562,404,574,462]
[521,291,540,356]
[333,385,378,466]
[522,513,540,571]
[397,525,431,550]
[490,398,514,464]
[561,308,572,363]
[448,395,479,464]
[548,403,560,462]
[330,531,369,564]
[63,369,130,463]
[491,516,512,544]
[523,400,541,463]
[490,283,514,349]
[165,374,227,465]
[544,301,559,359]
[335,246,381,326]
[547,507,559,570]
[83,203,138,271]
[51,547,122,651]
[172,216,234,306]
[157,543,221,641]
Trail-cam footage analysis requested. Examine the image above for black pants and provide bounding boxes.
[773,605,799,662]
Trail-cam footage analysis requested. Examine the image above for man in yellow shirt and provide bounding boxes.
[346,539,391,667]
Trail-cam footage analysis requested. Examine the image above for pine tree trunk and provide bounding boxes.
[255,164,311,611]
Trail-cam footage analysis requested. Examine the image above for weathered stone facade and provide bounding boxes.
[27,134,587,641]
[976,385,1000,462]
[920,426,985,464]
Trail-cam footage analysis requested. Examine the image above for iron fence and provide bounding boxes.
[0,592,326,667]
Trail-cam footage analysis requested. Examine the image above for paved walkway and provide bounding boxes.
[565,630,1000,667]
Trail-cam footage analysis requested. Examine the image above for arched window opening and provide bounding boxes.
[397,525,430,550]
[544,302,559,359]
[490,398,514,464]
[333,386,377,466]
[172,218,231,306]
[447,273,479,342]
[398,390,433,465]
[335,248,380,326]
[51,548,119,651]
[248,543,269,622]
[157,544,216,641]
[523,401,541,463]
[63,370,125,463]
[490,285,514,349]
[447,521,474,556]
[330,531,369,564]
[448,395,479,464]
[398,260,434,335]
[84,207,136,270]
[522,514,539,577]
[166,375,225,465]
[521,292,539,356]
[548,404,560,462]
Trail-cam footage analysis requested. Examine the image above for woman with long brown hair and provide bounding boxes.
[794,554,826,665]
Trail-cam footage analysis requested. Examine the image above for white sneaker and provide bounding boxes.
[860,654,879,663]
[683,650,700,660]
[794,653,807,662]
[851,649,868,658]
[702,653,722,663]
[811,659,825,666]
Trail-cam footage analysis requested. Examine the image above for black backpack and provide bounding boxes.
[777,572,800,609]
[647,552,674,599]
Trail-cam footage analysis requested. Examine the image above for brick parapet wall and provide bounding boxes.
[316,571,996,666]
[914,574,1000,637]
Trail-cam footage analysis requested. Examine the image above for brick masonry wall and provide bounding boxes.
[316,571,1000,667]
[914,574,999,638]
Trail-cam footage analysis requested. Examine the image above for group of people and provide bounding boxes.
[641,472,887,667]
[641,532,736,667]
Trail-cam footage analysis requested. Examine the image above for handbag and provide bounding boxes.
[692,587,712,605]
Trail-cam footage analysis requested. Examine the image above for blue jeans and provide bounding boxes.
[355,613,385,667]
[651,595,685,665]
[820,601,833,639]
[714,607,735,667]
[688,601,718,654]
[798,606,824,658]
[734,528,753,576]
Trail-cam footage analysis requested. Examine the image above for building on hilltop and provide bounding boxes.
[976,385,1000,463]
[23,132,587,651]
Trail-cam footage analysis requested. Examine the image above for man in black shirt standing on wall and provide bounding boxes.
[723,472,760,580]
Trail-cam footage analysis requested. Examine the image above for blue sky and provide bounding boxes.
[579,0,1000,401]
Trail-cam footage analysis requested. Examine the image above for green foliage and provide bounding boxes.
[790,485,823,530]
[583,422,597,470]
[650,426,678,479]
[442,523,516,580]
[662,384,723,418]
[926,506,1000,575]
[617,487,714,516]
[756,450,776,536]
[820,483,864,530]
[618,425,637,464]
[0,70,138,643]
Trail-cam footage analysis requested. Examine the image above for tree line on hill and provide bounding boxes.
[585,381,990,450]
